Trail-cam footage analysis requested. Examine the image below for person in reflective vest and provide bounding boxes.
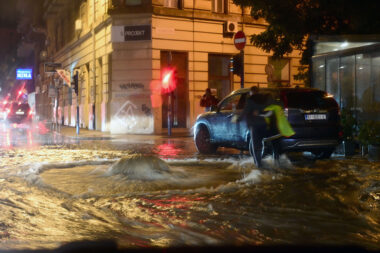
[262,101,295,165]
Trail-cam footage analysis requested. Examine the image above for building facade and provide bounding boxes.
[36,0,304,134]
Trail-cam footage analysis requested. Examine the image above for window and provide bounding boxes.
[80,2,88,30]
[326,57,339,104]
[164,0,182,8]
[125,0,142,6]
[212,0,225,13]
[209,54,232,100]
[219,94,243,111]
[268,57,290,87]
[312,57,326,91]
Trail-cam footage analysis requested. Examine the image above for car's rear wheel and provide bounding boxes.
[195,125,217,154]
[312,148,335,159]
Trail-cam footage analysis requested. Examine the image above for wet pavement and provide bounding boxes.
[0,125,379,251]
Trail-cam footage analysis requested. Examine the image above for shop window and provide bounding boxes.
[312,57,326,91]
[326,58,339,104]
[356,54,372,120]
[339,55,355,110]
[267,57,290,87]
[371,53,380,117]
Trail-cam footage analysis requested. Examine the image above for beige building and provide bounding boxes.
[36,0,303,134]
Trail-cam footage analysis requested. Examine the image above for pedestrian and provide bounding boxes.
[200,88,218,112]
[236,86,268,168]
[262,95,295,166]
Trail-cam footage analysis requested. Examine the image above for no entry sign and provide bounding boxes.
[234,31,246,50]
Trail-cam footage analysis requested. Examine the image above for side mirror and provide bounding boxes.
[211,105,217,112]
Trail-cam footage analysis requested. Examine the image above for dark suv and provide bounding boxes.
[194,87,342,159]
[4,102,33,127]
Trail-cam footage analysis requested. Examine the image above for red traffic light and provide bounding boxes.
[161,67,177,94]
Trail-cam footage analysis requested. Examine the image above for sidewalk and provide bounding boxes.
[54,125,194,141]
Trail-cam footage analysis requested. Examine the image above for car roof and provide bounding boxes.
[230,87,323,95]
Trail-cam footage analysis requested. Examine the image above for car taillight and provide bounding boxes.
[339,130,343,138]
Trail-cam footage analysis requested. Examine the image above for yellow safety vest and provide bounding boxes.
[264,105,295,137]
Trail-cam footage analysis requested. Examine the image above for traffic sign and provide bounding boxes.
[234,31,246,51]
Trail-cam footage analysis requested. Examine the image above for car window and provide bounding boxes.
[284,90,338,109]
[219,94,244,111]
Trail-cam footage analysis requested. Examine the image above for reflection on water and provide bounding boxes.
[0,144,379,250]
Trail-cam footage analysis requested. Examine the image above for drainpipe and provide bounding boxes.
[92,0,96,130]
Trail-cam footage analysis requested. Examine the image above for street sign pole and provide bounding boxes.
[234,31,247,88]
[74,72,80,135]
[241,50,244,88]
[167,51,172,136]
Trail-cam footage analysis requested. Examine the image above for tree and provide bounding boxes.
[232,0,380,84]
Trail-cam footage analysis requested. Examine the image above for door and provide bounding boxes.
[161,51,188,128]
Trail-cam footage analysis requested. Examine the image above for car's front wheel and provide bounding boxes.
[195,125,217,154]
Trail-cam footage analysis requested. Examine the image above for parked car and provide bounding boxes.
[4,101,33,128]
[194,87,342,159]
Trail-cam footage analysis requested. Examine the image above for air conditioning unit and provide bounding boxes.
[224,21,238,34]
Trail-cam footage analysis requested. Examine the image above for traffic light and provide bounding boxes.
[161,67,177,94]
[73,72,79,95]
[233,53,243,77]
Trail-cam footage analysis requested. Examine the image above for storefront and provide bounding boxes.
[312,42,380,121]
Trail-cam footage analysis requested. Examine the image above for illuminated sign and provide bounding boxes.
[16,69,33,80]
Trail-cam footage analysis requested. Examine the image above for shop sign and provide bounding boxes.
[56,69,71,85]
[111,25,151,42]
[16,69,33,80]
[44,62,62,73]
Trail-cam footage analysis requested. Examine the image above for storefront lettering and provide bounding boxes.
[125,30,145,36]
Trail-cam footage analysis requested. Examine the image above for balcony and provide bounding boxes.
[108,0,153,14]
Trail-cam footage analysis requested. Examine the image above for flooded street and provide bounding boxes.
[0,131,380,251]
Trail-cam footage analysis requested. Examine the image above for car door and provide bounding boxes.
[209,95,236,143]
[228,92,249,146]
[213,93,245,144]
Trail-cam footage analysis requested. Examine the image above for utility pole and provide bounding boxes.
[167,51,172,136]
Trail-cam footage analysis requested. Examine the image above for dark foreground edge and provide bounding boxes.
[1,240,378,253]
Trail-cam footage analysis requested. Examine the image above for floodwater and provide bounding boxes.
[0,129,379,251]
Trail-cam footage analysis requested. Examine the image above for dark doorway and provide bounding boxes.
[161,51,188,128]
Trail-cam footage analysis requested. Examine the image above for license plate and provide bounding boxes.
[305,114,326,120]
[16,111,25,115]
